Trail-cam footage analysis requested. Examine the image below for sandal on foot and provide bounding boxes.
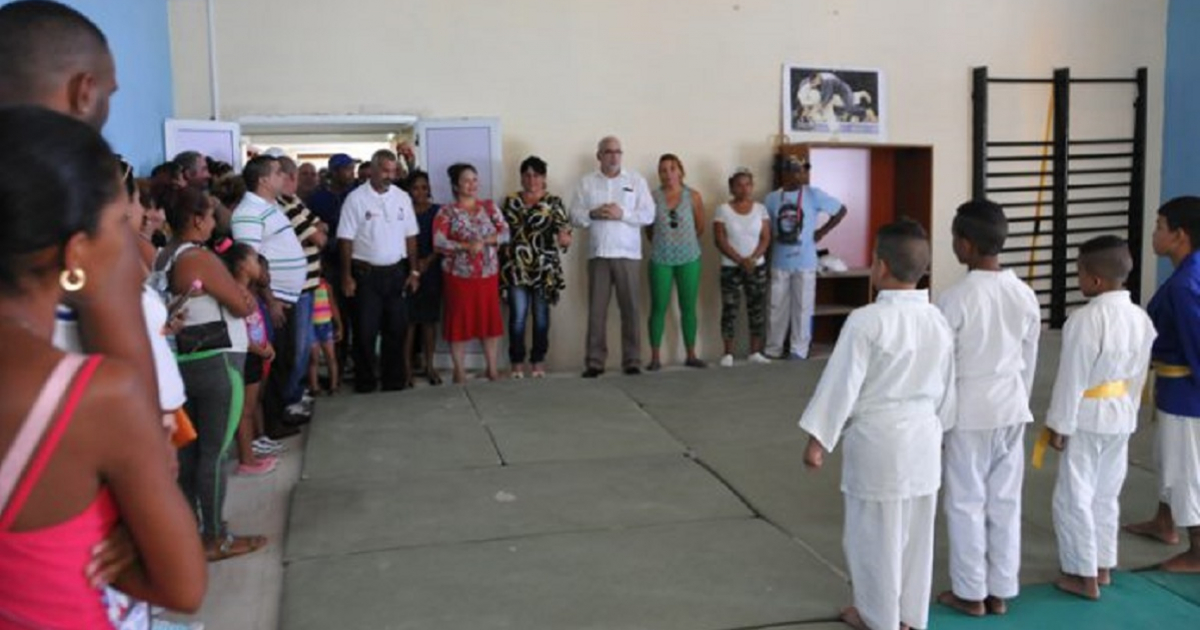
[205,533,267,562]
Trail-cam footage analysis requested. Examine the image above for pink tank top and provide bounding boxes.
[0,354,119,629]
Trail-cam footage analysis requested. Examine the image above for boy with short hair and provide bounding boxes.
[1043,235,1156,599]
[935,200,1041,616]
[1124,196,1200,573]
[800,219,956,630]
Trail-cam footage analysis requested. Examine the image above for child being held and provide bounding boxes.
[800,219,956,630]
[1043,235,1155,599]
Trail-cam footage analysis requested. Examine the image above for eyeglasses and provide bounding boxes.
[668,209,679,229]
[601,149,623,155]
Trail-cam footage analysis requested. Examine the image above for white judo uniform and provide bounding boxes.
[799,290,956,630]
[1046,290,1155,577]
[935,269,1040,601]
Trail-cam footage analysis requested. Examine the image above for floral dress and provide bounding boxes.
[499,192,569,304]
[432,200,511,279]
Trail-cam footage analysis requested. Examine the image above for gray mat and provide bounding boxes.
[468,379,684,463]
[282,519,850,630]
[285,454,752,561]
[300,388,499,479]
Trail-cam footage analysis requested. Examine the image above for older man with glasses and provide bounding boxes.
[570,136,655,378]
[764,155,848,360]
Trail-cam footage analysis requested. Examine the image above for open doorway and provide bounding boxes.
[238,114,418,182]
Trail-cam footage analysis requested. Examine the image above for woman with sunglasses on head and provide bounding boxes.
[646,153,706,371]
[0,107,206,627]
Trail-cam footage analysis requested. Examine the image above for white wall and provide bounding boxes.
[169,0,1167,370]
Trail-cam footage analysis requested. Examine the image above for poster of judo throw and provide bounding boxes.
[782,65,884,140]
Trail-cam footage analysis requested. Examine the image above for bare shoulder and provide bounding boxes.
[76,357,157,433]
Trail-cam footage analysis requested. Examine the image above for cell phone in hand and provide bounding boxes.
[167,280,204,319]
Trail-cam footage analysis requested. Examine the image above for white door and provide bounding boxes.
[414,118,504,371]
[164,119,243,169]
[415,118,503,205]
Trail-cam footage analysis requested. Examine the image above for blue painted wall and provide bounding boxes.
[1160,0,1200,283]
[0,0,174,172]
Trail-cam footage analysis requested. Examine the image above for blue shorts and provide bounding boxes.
[312,321,334,344]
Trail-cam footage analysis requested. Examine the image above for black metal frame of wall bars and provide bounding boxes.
[971,66,1147,329]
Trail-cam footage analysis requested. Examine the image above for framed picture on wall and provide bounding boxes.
[782,65,884,141]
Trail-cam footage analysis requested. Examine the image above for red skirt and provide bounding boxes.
[443,273,503,342]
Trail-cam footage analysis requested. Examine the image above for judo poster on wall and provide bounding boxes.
[782,65,884,141]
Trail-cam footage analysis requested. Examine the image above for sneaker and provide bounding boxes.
[285,402,310,416]
[252,436,285,455]
[236,456,278,476]
[748,352,772,365]
[719,354,734,367]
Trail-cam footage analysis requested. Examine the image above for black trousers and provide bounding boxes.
[351,261,410,391]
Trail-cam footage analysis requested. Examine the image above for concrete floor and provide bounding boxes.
[193,330,1195,629]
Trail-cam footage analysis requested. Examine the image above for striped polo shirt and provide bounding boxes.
[232,191,306,303]
[279,195,322,292]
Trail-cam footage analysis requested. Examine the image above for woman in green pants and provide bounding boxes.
[646,154,706,370]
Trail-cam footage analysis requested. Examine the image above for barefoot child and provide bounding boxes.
[1042,236,1156,599]
[935,200,1041,616]
[800,220,956,630]
[308,274,343,395]
[1124,197,1200,572]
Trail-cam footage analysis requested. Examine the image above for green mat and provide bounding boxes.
[928,573,1200,629]
[1137,569,1200,607]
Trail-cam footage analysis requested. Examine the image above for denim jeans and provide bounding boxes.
[508,285,550,364]
[285,291,314,403]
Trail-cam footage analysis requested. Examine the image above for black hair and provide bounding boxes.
[520,156,547,176]
[951,199,1008,256]
[210,175,246,211]
[727,169,753,192]
[406,169,430,188]
[1078,235,1133,283]
[875,219,931,283]
[220,241,258,276]
[447,162,477,195]
[1157,196,1200,249]
[0,106,119,291]
[0,1,109,105]
[173,150,204,174]
[159,186,212,234]
[151,161,181,181]
[242,155,278,193]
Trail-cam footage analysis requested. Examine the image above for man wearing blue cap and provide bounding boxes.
[307,153,360,371]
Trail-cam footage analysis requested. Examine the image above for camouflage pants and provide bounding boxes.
[719,264,768,340]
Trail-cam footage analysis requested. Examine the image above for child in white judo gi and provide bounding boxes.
[801,219,956,630]
[1043,235,1156,599]
[1124,196,1200,573]
[935,200,1041,617]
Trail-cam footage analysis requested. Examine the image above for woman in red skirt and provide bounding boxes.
[433,163,511,383]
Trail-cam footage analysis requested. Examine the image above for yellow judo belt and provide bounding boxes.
[1032,380,1129,469]
[1153,362,1192,378]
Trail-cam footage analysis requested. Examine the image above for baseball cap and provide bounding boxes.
[328,153,355,169]
[783,156,812,172]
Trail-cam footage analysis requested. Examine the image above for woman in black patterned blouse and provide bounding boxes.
[499,156,572,378]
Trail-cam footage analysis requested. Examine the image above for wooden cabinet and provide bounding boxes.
[773,142,934,352]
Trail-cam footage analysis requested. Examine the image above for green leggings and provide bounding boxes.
[648,258,701,348]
